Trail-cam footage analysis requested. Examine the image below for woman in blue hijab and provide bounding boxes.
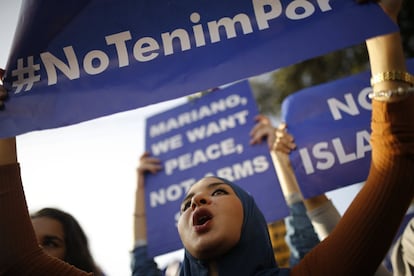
[178,177,289,276]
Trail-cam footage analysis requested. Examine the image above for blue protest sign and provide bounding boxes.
[144,81,288,257]
[281,59,414,198]
[1,0,396,138]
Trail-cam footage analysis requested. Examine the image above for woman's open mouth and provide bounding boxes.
[193,209,213,233]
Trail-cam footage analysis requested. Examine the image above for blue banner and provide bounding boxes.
[281,59,414,198]
[0,0,396,138]
[144,81,288,257]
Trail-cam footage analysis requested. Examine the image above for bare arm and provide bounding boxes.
[131,152,163,276]
[250,117,330,209]
[133,152,162,244]
[250,117,301,202]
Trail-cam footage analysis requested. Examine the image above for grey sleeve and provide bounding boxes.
[391,218,414,276]
[306,199,341,241]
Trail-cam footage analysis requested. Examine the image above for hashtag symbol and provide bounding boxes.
[12,56,41,93]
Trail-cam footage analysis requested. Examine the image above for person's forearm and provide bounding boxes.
[367,31,405,73]
[270,151,302,204]
[271,150,330,212]
[366,31,408,94]
[0,137,17,165]
[134,174,147,244]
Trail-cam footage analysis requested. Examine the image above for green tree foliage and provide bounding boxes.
[250,0,414,117]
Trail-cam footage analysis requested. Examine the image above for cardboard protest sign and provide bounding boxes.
[144,81,288,256]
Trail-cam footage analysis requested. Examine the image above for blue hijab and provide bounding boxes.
[179,177,290,276]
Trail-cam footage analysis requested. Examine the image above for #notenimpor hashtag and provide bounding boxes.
[12,56,41,93]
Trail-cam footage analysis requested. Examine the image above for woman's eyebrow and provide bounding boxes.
[181,182,228,204]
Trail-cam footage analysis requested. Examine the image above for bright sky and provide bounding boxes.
[1,1,362,275]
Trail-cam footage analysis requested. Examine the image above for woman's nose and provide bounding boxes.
[191,194,208,210]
